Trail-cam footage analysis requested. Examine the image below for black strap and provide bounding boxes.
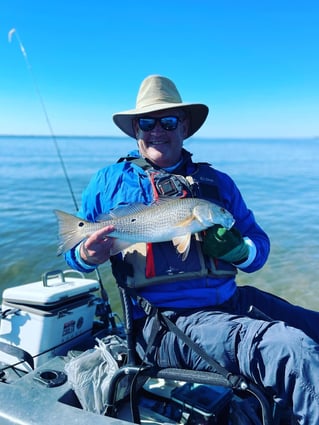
[0,341,34,370]
[118,285,274,423]
[136,295,247,390]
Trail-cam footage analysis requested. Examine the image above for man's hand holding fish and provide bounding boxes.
[80,225,115,265]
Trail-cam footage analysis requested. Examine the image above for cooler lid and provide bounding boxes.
[2,270,100,306]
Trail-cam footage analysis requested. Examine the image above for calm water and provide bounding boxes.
[1,136,319,312]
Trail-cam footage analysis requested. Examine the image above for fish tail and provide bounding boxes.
[53,210,88,255]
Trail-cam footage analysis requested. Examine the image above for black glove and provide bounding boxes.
[202,225,249,264]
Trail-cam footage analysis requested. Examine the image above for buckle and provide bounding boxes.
[137,297,156,316]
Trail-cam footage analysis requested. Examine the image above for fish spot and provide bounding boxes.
[131,218,136,222]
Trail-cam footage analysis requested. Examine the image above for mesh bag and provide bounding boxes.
[65,335,128,414]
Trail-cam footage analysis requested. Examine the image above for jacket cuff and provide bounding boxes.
[74,244,97,272]
[233,237,257,269]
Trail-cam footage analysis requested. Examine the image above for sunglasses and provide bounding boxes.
[137,116,181,132]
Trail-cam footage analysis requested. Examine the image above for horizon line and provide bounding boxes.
[0,134,318,140]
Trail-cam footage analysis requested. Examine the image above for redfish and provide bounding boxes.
[54,198,234,260]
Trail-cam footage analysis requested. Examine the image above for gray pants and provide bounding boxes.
[136,286,319,425]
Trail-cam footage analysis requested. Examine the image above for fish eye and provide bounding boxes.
[78,222,85,227]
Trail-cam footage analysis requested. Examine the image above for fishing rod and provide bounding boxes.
[8,28,79,211]
[9,28,117,329]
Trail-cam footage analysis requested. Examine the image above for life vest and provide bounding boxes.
[117,155,237,288]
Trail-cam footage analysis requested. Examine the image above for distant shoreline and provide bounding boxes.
[0,134,318,141]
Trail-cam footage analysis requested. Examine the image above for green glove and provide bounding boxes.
[202,225,249,264]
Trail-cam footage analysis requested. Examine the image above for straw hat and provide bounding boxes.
[112,75,209,139]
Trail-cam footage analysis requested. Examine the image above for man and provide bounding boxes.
[65,75,319,424]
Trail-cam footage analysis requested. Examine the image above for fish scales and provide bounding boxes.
[106,200,198,240]
[54,198,235,258]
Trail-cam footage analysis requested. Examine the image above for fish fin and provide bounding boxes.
[97,203,150,221]
[155,196,176,203]
[110,239,134,256]
[97,198,176,221]
[175,214,196,227]
[96,212,113,221]
[172,233,192,261]
[54,210,89,255]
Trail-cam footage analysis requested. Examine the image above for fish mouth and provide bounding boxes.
[227,218,236,230]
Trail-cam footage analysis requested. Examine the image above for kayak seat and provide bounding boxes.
[103,281,295,425]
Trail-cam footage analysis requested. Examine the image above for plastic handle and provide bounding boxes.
[42,270,65,287]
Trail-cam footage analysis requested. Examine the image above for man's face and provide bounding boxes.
[134,109,189,168]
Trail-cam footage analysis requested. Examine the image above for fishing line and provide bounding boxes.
[9,28,117,328]
[8,28,79,211]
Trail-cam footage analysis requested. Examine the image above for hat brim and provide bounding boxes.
[113,103,209,139]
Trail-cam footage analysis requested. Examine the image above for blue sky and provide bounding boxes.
[0,0,318,138]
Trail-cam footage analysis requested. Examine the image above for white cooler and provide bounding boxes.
[0,270,100,368]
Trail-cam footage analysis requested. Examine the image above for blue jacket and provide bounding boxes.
[65,149,270,311]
